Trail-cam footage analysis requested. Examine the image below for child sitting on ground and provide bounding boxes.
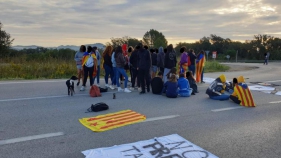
[151,71,164,95]
[178,73,193,97]
[166,67,179,82]
[162,74,178,98]
[186,71,197,94]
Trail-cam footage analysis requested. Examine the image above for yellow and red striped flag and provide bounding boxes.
[79,110,146,132]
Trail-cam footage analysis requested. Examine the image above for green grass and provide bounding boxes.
[0,59,228,80]
[204,61,230,72]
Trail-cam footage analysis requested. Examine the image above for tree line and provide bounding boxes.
[1,21,281,61]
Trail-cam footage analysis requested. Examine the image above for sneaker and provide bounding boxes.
[80,86,85,91]
[109,85,115,90]
[118,87,124,92]
[138,87,142,92]
[124,88,131,93]
[105,84,109,88]
[96,84,100,87]
[129,87,135,91]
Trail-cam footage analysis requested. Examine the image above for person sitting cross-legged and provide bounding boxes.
[178,73,193,97]
[230,76,256,107]
[151,71,164,95]
[162,74,178,98]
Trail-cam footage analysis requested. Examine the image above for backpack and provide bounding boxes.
[87,102,109,112]
[99,87,108,93]
[85,54,94,67]
[89,85,101,97]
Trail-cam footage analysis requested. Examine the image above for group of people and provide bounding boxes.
[74,43,206,97]
[206,74,256,107]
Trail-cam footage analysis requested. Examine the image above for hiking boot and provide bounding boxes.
[80,86,85,91]
[124,88,131,93]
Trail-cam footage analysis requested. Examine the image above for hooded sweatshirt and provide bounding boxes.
[157,47,165,68]
[164,49,177,69]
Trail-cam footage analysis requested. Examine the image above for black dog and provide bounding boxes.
[66,76,78,96]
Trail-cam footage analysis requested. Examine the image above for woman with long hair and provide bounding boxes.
[74,45,86,86]
[162,74,178,98]
[114,46,131,93]
[102,45,115,89]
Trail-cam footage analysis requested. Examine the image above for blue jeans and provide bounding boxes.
[92,65,100,84]
[188,65,195,76]
[210,94,230,100]
[116,67,128,88]
[112,67,117,85]
[104,64,114,84]
[201,68,204,82]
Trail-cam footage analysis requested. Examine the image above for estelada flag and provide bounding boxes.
[79,110,146,132]
[196,54,205,83]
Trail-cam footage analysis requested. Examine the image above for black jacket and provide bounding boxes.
[151,53,157,66]
[164,50,177,69]
[103,53,112,67]
[188,52,196,66]
[137,48,151,70]
[130,49,138,69]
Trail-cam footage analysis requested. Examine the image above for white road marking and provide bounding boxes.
[0,132,64,146]
[0,91,116,102]
[269,101,281,104]
[143,115,180,122]
[0,80,64,84]
[211,107,244,112]
[265,80,281,83]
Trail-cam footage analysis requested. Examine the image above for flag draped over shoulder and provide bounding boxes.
[79,110,146,132]
[81,52,97,77]
[234,84,256,107]
[196,54,205,82]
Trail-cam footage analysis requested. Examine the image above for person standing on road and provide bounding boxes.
[129,45,140,90]
[178,46,189,75]
[196,50,206,83]
[164,44,177,83]
[74,45,86,86]
[111,48,117,89]
[137,43,151,94]
[80,46,97,91]
[115,46,131,93]
[157,46,165,73]
[264,53,268,65]
[188,49,197,76]
[150,48,158,79]
[102,45,115,90]
[92,46,101,87]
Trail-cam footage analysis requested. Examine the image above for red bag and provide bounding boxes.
[89,85,101,97]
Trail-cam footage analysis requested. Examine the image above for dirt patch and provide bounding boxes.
[223,64,259,72]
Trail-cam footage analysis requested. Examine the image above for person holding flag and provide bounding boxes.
[196,50,206,83]
[178,46,189,75]
[230,76,256,107]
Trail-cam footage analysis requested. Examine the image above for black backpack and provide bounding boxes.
[87,102,109,112]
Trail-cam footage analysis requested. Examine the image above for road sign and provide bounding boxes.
[212,51,217,58]
[226,55,230,59]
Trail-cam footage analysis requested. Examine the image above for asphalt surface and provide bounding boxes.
[0,62,281,158]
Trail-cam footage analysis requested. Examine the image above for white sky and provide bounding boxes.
[1,0,280,47]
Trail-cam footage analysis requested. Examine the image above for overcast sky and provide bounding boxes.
[1,0,280,47]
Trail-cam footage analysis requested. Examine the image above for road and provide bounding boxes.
[0,62,281,158]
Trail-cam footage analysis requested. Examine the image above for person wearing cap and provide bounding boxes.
[230,76,256,107]
[205,74,230,100]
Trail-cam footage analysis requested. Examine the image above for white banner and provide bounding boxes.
[82,134,219,158]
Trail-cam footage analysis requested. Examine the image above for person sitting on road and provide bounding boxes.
[166,67,178,82]
[206,74,230,100]
[230,76,256,107]
[151,71,164,95]
[178,73,193,97]
[162,74,178,98]
[186,71,198,94]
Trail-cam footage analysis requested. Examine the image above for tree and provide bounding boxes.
[109,36,141,48]
[143,29,168,48]
[0,22,14,57]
